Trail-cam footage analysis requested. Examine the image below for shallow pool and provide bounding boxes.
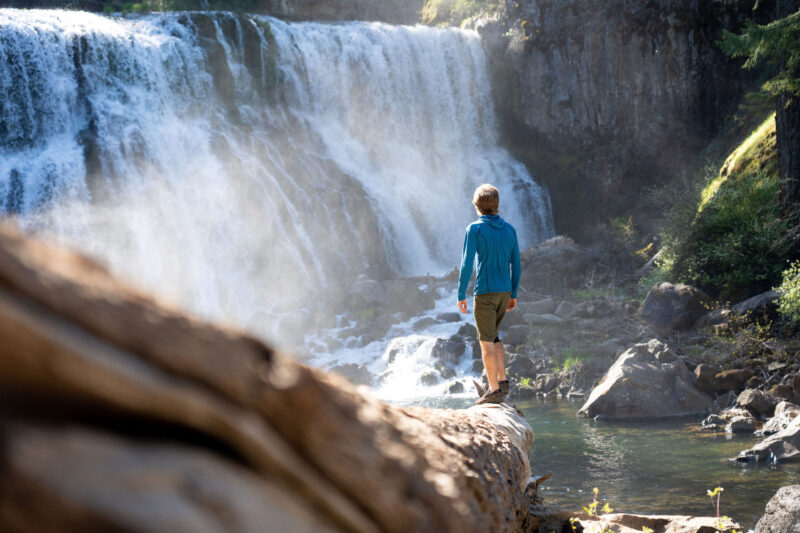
[406,395,800,529]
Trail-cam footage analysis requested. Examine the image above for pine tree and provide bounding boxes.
[720,4,800,223]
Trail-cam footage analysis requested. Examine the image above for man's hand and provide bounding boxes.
[507,298,517,311]
[458,299,468,314]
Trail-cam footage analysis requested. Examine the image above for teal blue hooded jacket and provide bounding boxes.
[457,214,521,301]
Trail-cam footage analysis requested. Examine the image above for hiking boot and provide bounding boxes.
[475,388,504,405]
[499,380,510,396]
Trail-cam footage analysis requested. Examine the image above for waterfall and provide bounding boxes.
[0,9,554,346]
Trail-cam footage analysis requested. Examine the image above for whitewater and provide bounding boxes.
[0,9,553,400]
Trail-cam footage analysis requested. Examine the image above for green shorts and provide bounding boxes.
[473,292,511,342]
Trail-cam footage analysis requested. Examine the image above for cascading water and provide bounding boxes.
[0,8,554,400]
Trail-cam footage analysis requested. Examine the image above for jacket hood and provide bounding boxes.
[480,214,505,229]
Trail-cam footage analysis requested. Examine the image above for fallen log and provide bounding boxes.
[0,226,534,533]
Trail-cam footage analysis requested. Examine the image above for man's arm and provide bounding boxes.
[457,226,477,310]
[509,229,521,310]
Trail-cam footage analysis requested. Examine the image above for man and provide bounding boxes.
[457,184,521,405]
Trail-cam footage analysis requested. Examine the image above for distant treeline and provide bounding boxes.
[3,1,277,12]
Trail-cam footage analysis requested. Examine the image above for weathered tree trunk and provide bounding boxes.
[777,93,800,219]
[0,226,534,533]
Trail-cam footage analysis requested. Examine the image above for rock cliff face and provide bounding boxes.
[0,226,534,533]
[264,0,424,23]
[483,0,771,237]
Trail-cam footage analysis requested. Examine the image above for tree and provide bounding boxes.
[719,1,800,220]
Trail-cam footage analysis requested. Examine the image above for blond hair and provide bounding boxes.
[472,184,499,215]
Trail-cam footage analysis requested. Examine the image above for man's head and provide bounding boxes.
[472,184,499,216]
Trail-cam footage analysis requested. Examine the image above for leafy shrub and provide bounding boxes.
[776,260,800,324]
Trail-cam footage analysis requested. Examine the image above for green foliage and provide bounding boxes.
[719,9,800,96]
[519,376,533,388]
[776,260,800,324]
[421,0,500,26]
[662,114,794,301]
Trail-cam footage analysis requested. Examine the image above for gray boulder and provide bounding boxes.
[738,388,778,418]
[436,312,461,323]
[524,313,563,327]
[733,289,782,318]
[431,339,466,365]
[736,415,800,463]
[329,363,373,386]
[518,298,557,315]
[760,402,800,436]
[639,282,710,331]
[693,364,717,393]
[727,415,756,434]
[503,325,532,347]
[755,485,800,533]
[578,340,713,419]
[506,354,537,380]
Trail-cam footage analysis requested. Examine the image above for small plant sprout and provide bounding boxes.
[707,486,723,521]
[642,527,654,533]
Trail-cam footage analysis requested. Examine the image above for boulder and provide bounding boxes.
[329,363,373,386]
[518,236,594,295]
[770,384,795,402]
[727,415,756,434]
[0,227,535,533]
[693,364,717,393]
[554,300,576,318]
[714,368,756,393]
[436,312,461,323]
[732,289,782,318]
[755,485,800,533]
[518,298,557,315]
[420,371,440,386]
[431,339,466,365]
[760,402,800,436]
[639,282,711,331]
[533,373,559,395]
[578,340,713,419]
[737,389,778,418]
[503,325,532,347]
[456,322,477,339]
[524,313,563,327]
[736,415,800,463]
[447,381,465,394]
[506,354,537,380]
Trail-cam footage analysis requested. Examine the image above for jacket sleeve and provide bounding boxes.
[457,226,477,301]
[510,228,521,298]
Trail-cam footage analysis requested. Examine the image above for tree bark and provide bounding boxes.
[0,226,535,533]
[777,93,800,219]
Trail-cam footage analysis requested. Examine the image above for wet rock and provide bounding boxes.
[693,364,717,393]
[435,312,461,323]
[472,359,484,374]
[737,389,778,418]
[533,373,558,395]
[760,401,800,436]
[578,340,713,419]
[701,413,726,430]
[639,282,711,331]
[329,363,373,386]
[431,339,466,365]
[447,381,465,394]
[754,485,800,533]
[737,415,800,463]
[412,316,439,330]
[420,371,439,386]
[456,322,477,339]
[727,415,756,434]
[714,368,756,393]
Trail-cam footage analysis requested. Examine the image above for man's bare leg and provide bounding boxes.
[480,340,500,392]
[495,341,507,383]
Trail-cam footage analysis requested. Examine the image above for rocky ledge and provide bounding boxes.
[0,226,534,532]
